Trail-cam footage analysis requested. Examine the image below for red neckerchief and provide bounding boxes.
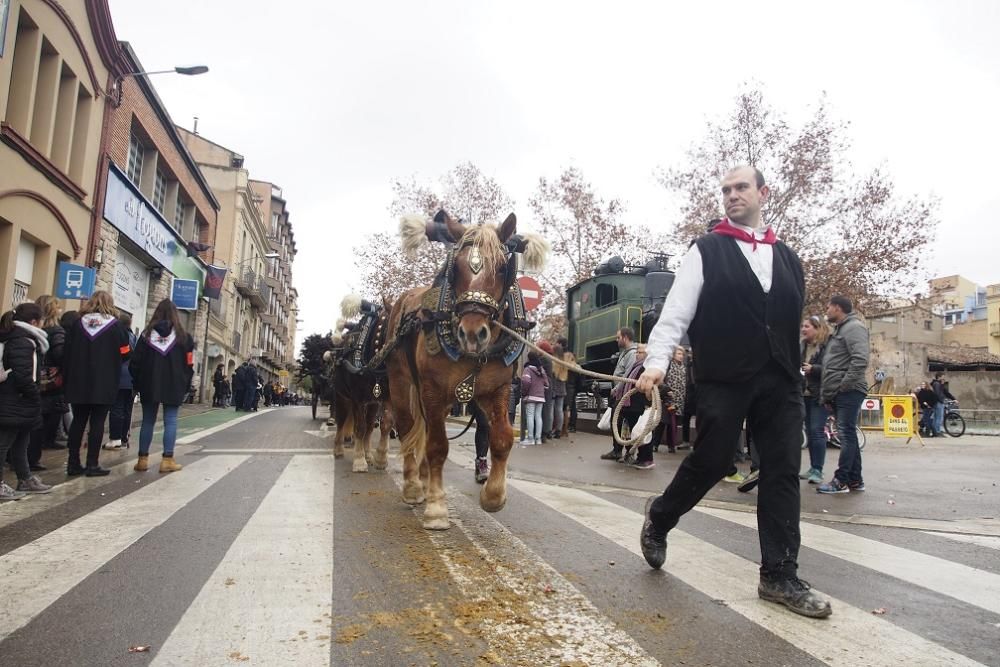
[711,218,776,251]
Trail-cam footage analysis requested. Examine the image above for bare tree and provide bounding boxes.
[659,87,938,314]
[353,162,516,302]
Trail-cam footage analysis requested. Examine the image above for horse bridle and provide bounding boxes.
[450,234,527,321]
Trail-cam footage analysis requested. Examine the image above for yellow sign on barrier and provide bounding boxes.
[883,395,915,437]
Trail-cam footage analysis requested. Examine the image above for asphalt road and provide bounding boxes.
[1,407,998,666]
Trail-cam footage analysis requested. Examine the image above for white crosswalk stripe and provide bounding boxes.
[0,455,248,643]
[509,479,987,667]
[152,455,335,666]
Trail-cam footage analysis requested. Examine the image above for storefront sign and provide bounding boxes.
[883,396,915,437]
[112,248,149,317]
[104,165,176,269]
[171,278,200,310]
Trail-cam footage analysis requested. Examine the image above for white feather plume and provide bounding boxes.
[322,350,334,363]
[331,333,343,346]
[340,294,362,318]
[520,233,550,273]
[335,317,347,331]
[399,214,429,258]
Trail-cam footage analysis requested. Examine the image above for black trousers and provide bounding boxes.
[649,362,804,580]
[68,403,111,468]
[471,402,489,459]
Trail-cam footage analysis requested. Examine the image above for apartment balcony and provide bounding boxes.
[991,322,1000,337]
[261,312,278,328]
[235,270,271,309]
[268,235,281,253]
[263,270,280,290]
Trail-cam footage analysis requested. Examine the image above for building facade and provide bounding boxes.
[177,127,286,393]
[0,0,118,310]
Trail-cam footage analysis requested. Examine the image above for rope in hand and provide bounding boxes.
[496,322,661,449]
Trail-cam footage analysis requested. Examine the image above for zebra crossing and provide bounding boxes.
[0,409,997,666]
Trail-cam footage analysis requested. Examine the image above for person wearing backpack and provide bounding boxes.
[105,312,138,451]
[62,291,131,477]
[0,302,53,499]
[130,299,195,473]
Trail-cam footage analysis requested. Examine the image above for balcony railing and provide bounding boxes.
[991,322,1000,337]
[234,270,271,309]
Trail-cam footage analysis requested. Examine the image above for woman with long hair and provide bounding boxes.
[519,351,548,446]
[800,315,831,484]
[550,344,568,439]
[129,299,195,473]
[63,291,130,476]
[0,302,53,499]
[27,295,69,468]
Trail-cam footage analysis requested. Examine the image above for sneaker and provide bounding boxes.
[17,475,52,494]
[475,457,489,484]
[798,467,815,480]
[600,450,622,461]
[848,481,865,492]
[807,469,823,485]
[0,481,27,501]
[758,577,832,618]
[723,472,746,484]
[102,439,124,450]
[640,496,667,569]
[631,460,656,470]
[519,439,535,447]
[817,478,849,494]
[737,469,760,493]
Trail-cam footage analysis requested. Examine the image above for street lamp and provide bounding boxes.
[112,65,209,107]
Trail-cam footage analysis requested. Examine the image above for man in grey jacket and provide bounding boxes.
[817,295,870,494]
[600,327,638,461]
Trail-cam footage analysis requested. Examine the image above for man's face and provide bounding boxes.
[721,168,768,225]
[826,302,843,323]
[616,332,625,349]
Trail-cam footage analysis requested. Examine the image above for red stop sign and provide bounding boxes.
[517,276,542,311]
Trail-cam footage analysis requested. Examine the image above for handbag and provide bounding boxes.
[597,407,613,431]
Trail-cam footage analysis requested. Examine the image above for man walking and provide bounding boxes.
[930,372,954,437]
[636,166,831,618]
[600,327,638,461]
[817,296,870,493]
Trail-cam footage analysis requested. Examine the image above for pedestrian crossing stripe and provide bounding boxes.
[509,478,987,667]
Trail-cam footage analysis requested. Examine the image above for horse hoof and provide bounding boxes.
[481,497,507,513]
[403,494,425,506]
[333,451,344,459]
[372,458,388,471]
[422,516,451,530]
[352,459,369,473]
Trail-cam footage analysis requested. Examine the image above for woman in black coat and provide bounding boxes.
[28,295,68,469]
[62,291,130,477]
[130,299,195,473]
[0,302,53,498]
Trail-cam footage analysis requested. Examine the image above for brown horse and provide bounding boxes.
[386,210,548,529]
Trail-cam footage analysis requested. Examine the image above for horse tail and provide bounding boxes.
[399,385,427,464]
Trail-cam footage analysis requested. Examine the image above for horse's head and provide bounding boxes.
[400,209,549,355]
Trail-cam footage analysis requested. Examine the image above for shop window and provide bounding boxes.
[127,135,143,186]
[152,170,167,214]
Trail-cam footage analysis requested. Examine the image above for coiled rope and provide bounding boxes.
[496,322,661,450]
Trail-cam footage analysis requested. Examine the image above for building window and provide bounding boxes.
[924,320,933,331]
[127,135,144,186]
[174,192,186,231]
[596,284,618,308]
[152,170,167,213]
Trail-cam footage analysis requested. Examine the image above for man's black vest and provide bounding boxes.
[688,233,804,384]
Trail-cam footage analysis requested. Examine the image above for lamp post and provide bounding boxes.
[112,65,209,108]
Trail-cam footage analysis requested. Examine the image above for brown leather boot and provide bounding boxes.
[159,456,183,473]
[134,455,149,472]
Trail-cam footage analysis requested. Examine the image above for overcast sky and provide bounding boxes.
[107,0,1000,349]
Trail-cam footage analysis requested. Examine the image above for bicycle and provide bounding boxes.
[943,399,966,438]
[802,414,866,451]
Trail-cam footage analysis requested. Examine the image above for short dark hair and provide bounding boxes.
[829,295,853,314]
[935,372,944,379]
[618,327,635,342]
[752,167,765,189]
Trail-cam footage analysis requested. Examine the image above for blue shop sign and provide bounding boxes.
[104,164,178,269]
[171,278,200,311]
[55,262,96,299]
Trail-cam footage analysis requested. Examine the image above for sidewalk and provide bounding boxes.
[29,405,253,487]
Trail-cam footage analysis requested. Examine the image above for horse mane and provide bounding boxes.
[460,224,506,269]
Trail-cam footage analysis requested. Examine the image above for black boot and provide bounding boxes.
[758,577,832,618]
[640,496,667,569]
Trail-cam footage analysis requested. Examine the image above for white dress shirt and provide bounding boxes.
[644,222,775,374]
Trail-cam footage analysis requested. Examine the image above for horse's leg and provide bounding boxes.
[373,403,390,471]
[364,403,377,467]
[351,401,370,473]
[482,387,513,512]
[390,378,425,505]
[421,405,451,530]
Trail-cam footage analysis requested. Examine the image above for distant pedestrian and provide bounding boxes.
[600,327,637,462]
[930,372,954,437]
[105,312,137,451]
[63,291,130,477]
[129,299,195,474]
[212,363,225,407]
[557,337,578,435]
[612,344,655,469]
[799,315,830,484]
[519,351,548,446]
[29,295,68,467]
[679,349,696,447]
[0,302,53,499]
[817,295,871,494]
[537,340,555,441]
[550,344,568,439]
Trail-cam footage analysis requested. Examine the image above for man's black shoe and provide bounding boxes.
[758,577,832,618]
[600,450,622,461]
[640,496,667,569]
[67,463,85,476]
[84,466,111,477]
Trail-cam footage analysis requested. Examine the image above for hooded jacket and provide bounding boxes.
[129,321,195,406]
[62,313,131,405]
[520,364,548,402]
[0,322,48,427]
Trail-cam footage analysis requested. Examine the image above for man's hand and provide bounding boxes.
[636,368,665,397]
[801,363,812,374]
